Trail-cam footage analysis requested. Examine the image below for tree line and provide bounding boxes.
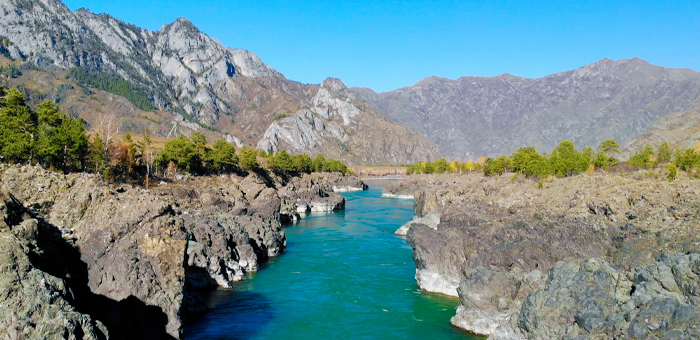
[0,87,350,185]
[407,139,700,181]
[155,135,349,176]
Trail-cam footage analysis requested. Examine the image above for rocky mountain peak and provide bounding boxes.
[321,77,348,94]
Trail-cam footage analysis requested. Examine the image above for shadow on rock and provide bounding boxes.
[16,194,176,340]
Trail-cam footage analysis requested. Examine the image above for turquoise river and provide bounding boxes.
[184,182,478,339]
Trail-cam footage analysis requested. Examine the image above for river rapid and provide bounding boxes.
[184,182,477,339]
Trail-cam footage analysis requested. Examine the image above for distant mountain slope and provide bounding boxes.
[0,0,441,164]
[622,107,700,155]
[352,58,700,160]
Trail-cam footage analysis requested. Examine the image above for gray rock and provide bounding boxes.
[0,227,107,340]
[493,255,700,339]
[395,213,439,236]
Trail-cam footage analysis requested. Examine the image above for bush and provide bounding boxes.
[668,164,677,181]
[549,141,589,177]
[267,150,295,173]
[657,141,672,164]
[674,148,699,172]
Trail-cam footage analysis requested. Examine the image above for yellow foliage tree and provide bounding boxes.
[449,161,459,173]
[465,160,475,171]
[476,156,486,165]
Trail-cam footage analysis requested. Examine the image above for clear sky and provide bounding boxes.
[63,0,700,92]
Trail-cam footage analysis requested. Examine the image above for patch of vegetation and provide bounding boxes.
[195,121,221,133]
[0,64,21,78]
[274,113,290,121]
[68,67,156,111]
[0,36,12,59]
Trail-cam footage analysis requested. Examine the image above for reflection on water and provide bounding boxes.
[184,183,476,339]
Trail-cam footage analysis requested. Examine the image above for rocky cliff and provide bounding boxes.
[353,58,700,160]
[389,172,700,337]
[0,164,365,338]
[0,0,441,164]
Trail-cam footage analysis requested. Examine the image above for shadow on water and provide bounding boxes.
[183,288,276,340]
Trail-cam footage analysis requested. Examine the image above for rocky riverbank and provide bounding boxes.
[389,172,700,338]
[0,164,364,339]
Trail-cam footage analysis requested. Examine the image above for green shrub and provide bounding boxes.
[668,164,677,181]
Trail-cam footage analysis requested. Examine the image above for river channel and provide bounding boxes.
[184,182,475,339]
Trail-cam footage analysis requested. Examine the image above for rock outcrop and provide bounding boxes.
[278,172,368,221]
[0,195,108,339]
[491,254,700,339]
[393,172,700,337]
[353,58,700,160]
[0,164,364,338]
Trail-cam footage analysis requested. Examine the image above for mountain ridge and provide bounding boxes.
[352,57,700,160]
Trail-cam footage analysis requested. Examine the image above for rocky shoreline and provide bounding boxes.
[0,164,365,339]
[388,172,700,338]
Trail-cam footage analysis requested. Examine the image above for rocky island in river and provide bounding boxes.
[386,172,700,338]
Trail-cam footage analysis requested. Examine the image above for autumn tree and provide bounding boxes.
[138,128,155,187]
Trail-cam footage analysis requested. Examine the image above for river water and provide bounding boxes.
[184,182,476,339]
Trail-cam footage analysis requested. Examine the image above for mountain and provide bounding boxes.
[352,58,700,160]
[0,0,441,164]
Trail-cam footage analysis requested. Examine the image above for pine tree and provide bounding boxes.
[657,141,671,164]
[0,88,36,163]
[207,139,239,173]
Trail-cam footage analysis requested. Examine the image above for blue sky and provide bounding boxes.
[64,0,700,92]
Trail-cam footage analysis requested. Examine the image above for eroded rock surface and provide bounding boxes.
[0,196,108,339]
[395,172,700,337]
[492,254,700,339]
